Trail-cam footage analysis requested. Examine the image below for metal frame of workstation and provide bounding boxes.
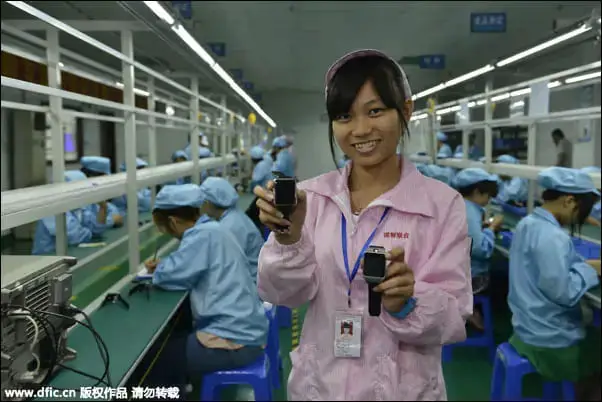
[407,59,602,219]
[1,3,273,277]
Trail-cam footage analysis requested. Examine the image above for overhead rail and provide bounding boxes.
[411,10,600,101]
[4,1,252,124]
[0,155,237,231]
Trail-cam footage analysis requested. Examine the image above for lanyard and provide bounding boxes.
[341,207,391,307]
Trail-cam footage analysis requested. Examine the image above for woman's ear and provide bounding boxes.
[402,99,413,123]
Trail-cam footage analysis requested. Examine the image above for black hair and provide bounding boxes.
[326,56,410,168]
[541,189,598,235]
[81,167,106,178]
[251,158,263,165]
[457,180,499,199]
[152,206,201,237]
[551,129,565,139]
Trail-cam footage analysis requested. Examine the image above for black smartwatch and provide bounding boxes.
[363,246,387,316]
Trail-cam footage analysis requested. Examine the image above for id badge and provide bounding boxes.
[334,310,363,358]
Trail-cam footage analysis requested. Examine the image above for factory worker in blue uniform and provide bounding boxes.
[415,163,430,176]
[79,156,122,230]
[144,184,268,394]
[581,166,601,227]
[453,168,503,329]
[436,132,453,159]
[32,170,96,255]
[426,164,455,186]
[111,157,152,215]
[249,146,273,191]
[271,135,295,178]
[494,154,529,206]
[199,177,264,285]
[184,132,213,159]
[172,150,192,185]
[454,133,483,160]
[507,167,601,398]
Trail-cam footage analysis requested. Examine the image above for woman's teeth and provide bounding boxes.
[353,140,379,153]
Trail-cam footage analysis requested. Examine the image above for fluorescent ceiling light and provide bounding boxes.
[476,99,487,106]
[410,112,428,121]
[565,71,601,84]
[143,1,174,25]
[436,105,461,116]
[115,82,150,97]
[144,3,277,128]
[414,84,446,99]
[445,65,495,88]
[496,24,592,67]
[491,93,510,102]
[511,100,525,109]
[467,101,476,108]
[548,80,562,88]
[510,88,531,97]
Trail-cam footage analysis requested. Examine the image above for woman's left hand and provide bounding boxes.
[373,247,415,314]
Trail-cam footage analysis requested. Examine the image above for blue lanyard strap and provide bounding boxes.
[341,207,391,299]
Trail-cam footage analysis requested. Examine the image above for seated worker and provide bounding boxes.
[436,132,452,159]
[171,150,192,185]
[581,166,601,227]
[112,157,152,214]
[271,135,295,178]
[144,184,268,394]
[79,156,123,231]
[495,154,529,207]
[453,168,503,329]
[32,170,96,255]
[454,133,483,161]
[249,146,273,191]
[508,167,601,401]
[426,164,455,186]
[199,177,264,284]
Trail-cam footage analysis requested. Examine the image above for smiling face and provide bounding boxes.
[332,80,409,167]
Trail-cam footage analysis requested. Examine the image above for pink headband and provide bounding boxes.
[324,49,413,101]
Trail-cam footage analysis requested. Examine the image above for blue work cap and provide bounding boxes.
[272,136,288,148]
[80,156,111,175]
[455,145,463,154]
[172,150,188,161]
[250,146,265,160]
[496,154,519,164]
[538,167,600,196]
[199,177,239,208]
[199,147,212,158]
[453,151,464,159]
[426,165,453,184]
[64,170,87,182]
[154,184,203,211]
[120,157,148,172]
[436,132,448,142]
[581,166,601,175]
[453,168,499,189]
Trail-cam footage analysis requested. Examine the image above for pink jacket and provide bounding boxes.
[258,158,473,401]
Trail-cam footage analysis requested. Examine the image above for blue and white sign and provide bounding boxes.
[418,55,446,70]
[242,81,254,92]
[172,1,192,20]
[230,69,243,81]
[471,12,506,33]
[207,42,226,57]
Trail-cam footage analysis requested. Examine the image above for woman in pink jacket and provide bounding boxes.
[254,49,472,400]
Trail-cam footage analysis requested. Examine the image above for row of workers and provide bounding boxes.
[454,164,601,398]
[32,156,152,255]
[416,156,601,227]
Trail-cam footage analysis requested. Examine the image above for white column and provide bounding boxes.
[47,28,67,255]
[484,79,493,169]
[121,30,140,273]
[459,100,470,160]
[527,80,550,212]
[147,77,157,203]
[189,77,200,184]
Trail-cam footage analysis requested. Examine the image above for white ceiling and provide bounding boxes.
[2,1,600,114]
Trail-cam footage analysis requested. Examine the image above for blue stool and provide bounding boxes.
[490,342,575,401]
[442,295,495,362]
[264,303,283,389]
[200,309,276,401]
[277,306,292,328]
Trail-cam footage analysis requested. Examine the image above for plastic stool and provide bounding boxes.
[443,295,496,362]
[277,306,292,328]
[264,303,283,389]
[200,354,272,401]
[490,342,575,401]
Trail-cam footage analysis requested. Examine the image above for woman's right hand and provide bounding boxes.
[254,181,307,245]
